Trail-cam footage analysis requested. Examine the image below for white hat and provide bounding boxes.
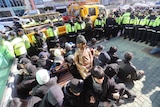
[36,69,50,85]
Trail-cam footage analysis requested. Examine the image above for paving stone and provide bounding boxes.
[99,37,160,107]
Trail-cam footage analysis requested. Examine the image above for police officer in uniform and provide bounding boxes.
[11,31,27,60]
[94,14,104,40]
[105,13,116,40]
[145,10,157,44]
[31,28,47,55]
[75,16,86,35]
[134,12,147,42]
[46,21,58,51]
[65,19,77,43]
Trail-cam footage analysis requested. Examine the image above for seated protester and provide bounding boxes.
[8,96,41,107]
[93,45,111,67]
[104,63,136,101]
[50,42,65,56]
[64,42,75,58]
[62,78,85,107]
[74,35,93,79]
[31,28,47,54]
[93,45,104,66]
[37,84,64,107]
[30,55,39,67]
[29,69,58,99]
[107,46,119,64]
[117,52,144,82]
[49,43,65,61]
[83,66,122,107]
[37,51,53,70]
[50,55,66,76]
[16,58,38,99]
[88,38,97,55]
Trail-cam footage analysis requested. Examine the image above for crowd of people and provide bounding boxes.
[0,7,155,107]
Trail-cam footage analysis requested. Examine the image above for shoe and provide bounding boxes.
[116,99,125,106]
[133,39,136,41]
[140,40,144,43]
[145,41,148,44]
[128,95,136,101]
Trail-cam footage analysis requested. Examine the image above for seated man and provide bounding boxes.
[107,46,119,64]
[117,52,144,82]
[62,78,85,107]
[29,69,58,99]
[83,66,122,107]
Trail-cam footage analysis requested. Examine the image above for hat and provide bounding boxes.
[36,69,50,85]
[30,55,39,64]
[97,45,104,51]
[19,58,31,64]
[104,63,119,78]
[66,55,74,63]
[76,35,86,44]
[54,56,64,65]
[38,52,49,59]
[65,42,72,50]
[69,78,83,93]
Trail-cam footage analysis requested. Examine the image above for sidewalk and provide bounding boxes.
[99,37,160,107]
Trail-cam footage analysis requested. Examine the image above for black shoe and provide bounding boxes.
[140,40,144,43]
[133,39,136,41]
[145,41,148,44]
[116,99,125,106]
[128,95,136,101]
[124,37,126,39]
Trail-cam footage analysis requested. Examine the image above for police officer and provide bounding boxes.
[84,15,93,42]
[75,16,86,35]
[145,10,157,44]
[94,14,104,40]
[31,28,47,55]
[105,13,116,40]
[127,11,137,40]
[150,11,159,46]
[65,19,77,43]
[134,12,147,42]
[121,9,131,38]
[11,31,27,59]
[46,21,58,51]
[0,34,15,65]
[114,10,122,37]
[17,28,31,52]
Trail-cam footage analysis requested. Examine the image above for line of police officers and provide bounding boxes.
[1,8,160,62]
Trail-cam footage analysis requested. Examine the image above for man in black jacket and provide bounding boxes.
[83,66,121,107]
[117,52,144,82]
[62,78,85,107]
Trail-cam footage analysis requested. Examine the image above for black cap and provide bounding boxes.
[19,58,31,64]
[69,79,83,94]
